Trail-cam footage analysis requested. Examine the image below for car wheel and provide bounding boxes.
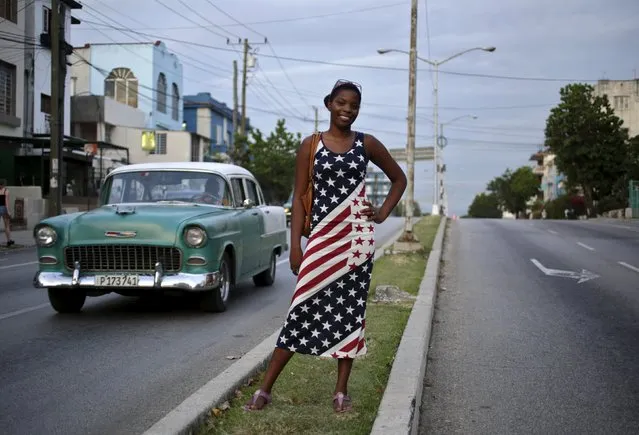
[253,251,276,287]
[48,288,87,313]
[200,252,233,312]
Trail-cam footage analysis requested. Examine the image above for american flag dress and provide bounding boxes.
[277,131,375,359]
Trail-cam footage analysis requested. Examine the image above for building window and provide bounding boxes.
[156,73,167,113]
[613,95,630,110]
[41,93,51,113]
[104,67,139,108]
[1,0,17,23]
[42,6,51,34]
[151,132,167,155]
[0,60,16,116]
[171,83,179,121]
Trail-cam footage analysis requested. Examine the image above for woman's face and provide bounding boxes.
[329,88,361,128]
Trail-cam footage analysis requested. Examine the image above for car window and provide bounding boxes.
[245,179,261,205]
[102,170,233,207]
[230,178,245,207]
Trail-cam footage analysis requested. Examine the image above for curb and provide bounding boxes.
[141,222,409,435]
[369,216,447,435]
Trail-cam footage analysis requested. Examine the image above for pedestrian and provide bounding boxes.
[0,179,15,247]
[244,79,407,413]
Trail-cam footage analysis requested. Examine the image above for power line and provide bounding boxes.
[75,2,408,31]
[74,20,604,83]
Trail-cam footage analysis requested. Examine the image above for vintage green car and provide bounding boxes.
[33,162,289,313]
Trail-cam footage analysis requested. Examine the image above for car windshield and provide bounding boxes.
[103,170,233,206]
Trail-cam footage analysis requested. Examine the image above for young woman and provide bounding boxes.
[244,79,407,413]
[0,179,14,247]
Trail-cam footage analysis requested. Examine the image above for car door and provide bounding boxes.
[230,177,261,276]
[243,177,269,269]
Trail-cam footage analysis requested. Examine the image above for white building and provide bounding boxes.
[594,79,639,138]
[0,0,81,140]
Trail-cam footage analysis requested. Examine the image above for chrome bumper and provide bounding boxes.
[33,262,220,293]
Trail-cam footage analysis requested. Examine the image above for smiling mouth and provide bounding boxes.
[339,115,351,122]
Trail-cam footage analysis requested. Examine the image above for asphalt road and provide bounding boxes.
[420,218,639,434]
[0,217,403,435]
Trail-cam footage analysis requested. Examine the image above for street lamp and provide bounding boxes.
[378,46,495,215]
[438,115,477,216]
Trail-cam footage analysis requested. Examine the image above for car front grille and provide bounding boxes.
[64,245,182,272]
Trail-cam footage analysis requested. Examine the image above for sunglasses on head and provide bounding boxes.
[332,79,362,94]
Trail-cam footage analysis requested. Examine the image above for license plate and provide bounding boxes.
[96,274,139,287]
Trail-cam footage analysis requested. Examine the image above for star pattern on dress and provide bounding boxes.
[311,133,369,228]
[277,131,373,359]
[279,258,372,356]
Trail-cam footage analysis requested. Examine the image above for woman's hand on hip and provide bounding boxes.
[361,200,385,224]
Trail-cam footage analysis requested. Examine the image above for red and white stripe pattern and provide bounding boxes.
[277,132,374,359]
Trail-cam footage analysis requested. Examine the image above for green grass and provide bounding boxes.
[196,216,442,435]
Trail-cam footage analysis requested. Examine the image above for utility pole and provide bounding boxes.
[403,0,418,239]
[227,37,267,136]
[49,0,66,217]
[232,60,238,156]
[313,106,319,132]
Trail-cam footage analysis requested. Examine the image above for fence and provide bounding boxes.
[631,180,639,218]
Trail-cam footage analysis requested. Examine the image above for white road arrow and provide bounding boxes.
[530,259,600,284]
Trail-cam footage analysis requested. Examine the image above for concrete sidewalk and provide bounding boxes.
[0,228,34,249]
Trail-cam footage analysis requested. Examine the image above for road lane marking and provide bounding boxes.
[0,303,50,321]
[0,261,37,270]
[577,242,595,251]
[547,229,558,235]
[618,261,639,273]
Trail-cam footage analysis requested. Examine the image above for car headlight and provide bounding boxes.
[284,207,290,213]
[35,225,57,247]
[184,226,206,247]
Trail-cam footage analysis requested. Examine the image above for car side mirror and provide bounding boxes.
[243,198,255,209]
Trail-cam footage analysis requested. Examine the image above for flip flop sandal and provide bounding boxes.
[243,389,272,412]
[333,392,352,413]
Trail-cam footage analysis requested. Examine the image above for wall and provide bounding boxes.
[116,128,199,164]
[0,3,27,137]
[196,107,211,138]
[183,92,235,153]
[70,42,183,131]
[152,42,183,130]
[28,0,72,136]
[595,79,639,138]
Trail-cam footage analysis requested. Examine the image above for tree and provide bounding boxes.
[544,83,630,214]
[467,193,502,218]
[240,119,301,204]
[486,166,539,218]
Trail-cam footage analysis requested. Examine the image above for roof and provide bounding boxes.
[108,161,254,177]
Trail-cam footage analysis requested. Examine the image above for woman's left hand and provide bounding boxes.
[361,200,385,224]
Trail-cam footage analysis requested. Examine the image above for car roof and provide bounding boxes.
[108,162,253,178]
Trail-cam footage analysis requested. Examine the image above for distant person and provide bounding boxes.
[0,179,15,247]
[244,79,407,413]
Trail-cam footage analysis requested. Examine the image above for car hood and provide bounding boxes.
[67,204,226,244]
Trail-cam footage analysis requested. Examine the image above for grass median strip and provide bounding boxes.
[198,216,441,435]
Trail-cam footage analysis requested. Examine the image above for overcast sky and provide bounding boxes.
[70,0,638,216]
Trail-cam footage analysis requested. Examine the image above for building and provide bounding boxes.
[529,150,565,202]
[0,0,84,227]
[594,79,639,138]
[365,166,391,207]
[71,95,207,175]
[183,92,249,156]
[70,41,184,131]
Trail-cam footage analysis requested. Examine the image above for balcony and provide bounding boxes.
[532,166,544,176]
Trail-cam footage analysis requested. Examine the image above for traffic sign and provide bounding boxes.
[388,146,434,162]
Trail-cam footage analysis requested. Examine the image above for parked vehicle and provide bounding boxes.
[283,191,293,226]
[33,162,288,313]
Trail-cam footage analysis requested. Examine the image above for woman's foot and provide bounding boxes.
[333,392,352,413]
[243,389,271,411]
[6,239,14,247]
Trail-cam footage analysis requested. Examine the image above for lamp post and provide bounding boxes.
[377,46,495,215]
[438,115,477,215]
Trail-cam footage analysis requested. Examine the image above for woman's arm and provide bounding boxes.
[290,135,313,249]
[364,134,407,222]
